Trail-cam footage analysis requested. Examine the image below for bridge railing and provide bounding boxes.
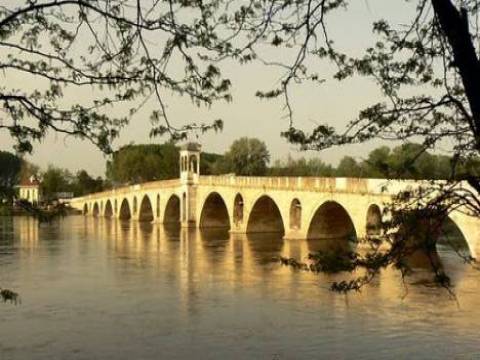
[198,175,380,193]
[198,175,454,195]
[71,178,181,202]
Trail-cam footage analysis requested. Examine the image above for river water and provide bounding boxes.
[0,216,479,359]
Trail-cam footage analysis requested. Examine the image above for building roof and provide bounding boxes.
[180,142,202,152]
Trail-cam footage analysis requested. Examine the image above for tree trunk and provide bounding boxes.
[432,0,480,149]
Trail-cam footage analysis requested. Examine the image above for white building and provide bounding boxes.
[18,175,42,204]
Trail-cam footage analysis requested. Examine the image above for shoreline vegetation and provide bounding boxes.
[0,203,80,220]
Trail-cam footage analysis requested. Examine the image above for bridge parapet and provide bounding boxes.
[71,178,181,202]
[198,175,395,194]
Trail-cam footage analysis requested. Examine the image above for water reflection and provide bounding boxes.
[1,216,479,359]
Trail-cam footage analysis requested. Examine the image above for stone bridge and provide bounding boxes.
[69,144,480,257]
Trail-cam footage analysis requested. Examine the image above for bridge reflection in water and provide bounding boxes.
[80,216,471,292]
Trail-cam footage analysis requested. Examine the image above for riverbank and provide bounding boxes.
[0,203,81,218]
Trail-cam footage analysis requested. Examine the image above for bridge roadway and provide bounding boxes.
[69,174,480,258]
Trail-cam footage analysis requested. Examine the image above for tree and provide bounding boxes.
[18,160,40,184]
[389,143,437,180]
[223,138,270,176]
[0,1,231,154]
[41,165,74,200]
[246,1,480,188]
[107,143,179,184]
[268,155,334,176]
[336,156,363,178]
[106,142,223,184]
[72,170,105,196]
[0,151,22,199]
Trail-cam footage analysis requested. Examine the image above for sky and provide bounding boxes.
[0,1,418,177]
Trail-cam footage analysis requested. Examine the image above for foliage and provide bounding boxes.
[0,151,22,199]
[71,170,105,197]
[18,160,40,184]
[40,165,106,199]
[200,152,224,175]
[269,156,335,177]
[106,142,223,184]
[0,1,232,153]
[0,288,19,305]
[268,143,478,180]
[336,156,364,178]
[41,165,75,200]
[106,143,179,184]
[221,137,270,176]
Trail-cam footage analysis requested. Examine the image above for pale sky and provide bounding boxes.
[0,1,418,176]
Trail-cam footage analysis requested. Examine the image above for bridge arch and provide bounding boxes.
[138,195,154,222]
[119,198,131,220]
[307,201,356,240]
[289,198,302,230]
[200,192,230,229]
[83,203,88,215]
[233,193,244,225]
[164,194,181,225]
[92,202,100,217]
[246,195,285,234]
[104,200,113,218]
[435,215,471,256]
[366,204,382,236]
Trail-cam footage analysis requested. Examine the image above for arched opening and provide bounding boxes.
[200,192,230,229]
[133,196,138,215]
[182,192,187,222]
[366,204,382,236]
[138,195,154,222]
[246,195,285,234]
[399,214,471,279]
[308,201,356,240]
[104,200,113,218]
[181,156,186,171]
[190,155,198,174]
[83,203,88,215]
[307,201,356,253]
[233,194,244,225]
[289,199,302,230]
[119,199,131,220]
[436,216,470,256]
[92,202,100,217]
[164,195,181,225]
[156,194,160,218]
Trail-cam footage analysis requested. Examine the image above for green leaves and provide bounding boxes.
[222,137,270,176]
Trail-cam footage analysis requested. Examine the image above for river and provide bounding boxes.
[1,216,479,359]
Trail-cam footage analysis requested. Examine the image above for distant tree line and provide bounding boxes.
[210,138,480,180]
[270,143,480,180]
[40,167,106,200]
